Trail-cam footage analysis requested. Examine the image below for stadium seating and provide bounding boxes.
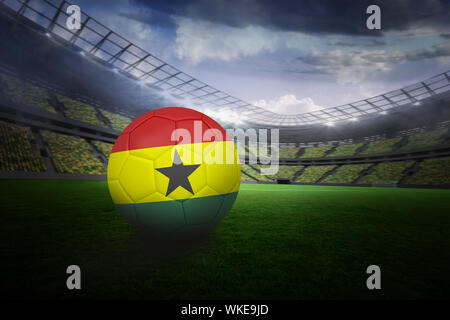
[99,109,132,132]
[279,147,299,158]
[56,94,106,128]
[322,163,372,184]
[241,175,255,182]
[357,160,414,185]
[251,164,275,182]
[327,143,364,157]
[92,141,113,159]
[0,73,56,114]
[246,144,259,158]
[359,137,402,155]
[235,143,247,159]
[240,173,258,182]
[407,157,450,185]
[253,164,304,180]
[41,130,106,175]
[300,146,333,158]
[240,164,259,181]
[295,165,336,183]
[399,129,448,151]
[274,165,304,180]
[0,120,46,172]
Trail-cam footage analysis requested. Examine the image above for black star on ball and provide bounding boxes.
[156,149,200,196]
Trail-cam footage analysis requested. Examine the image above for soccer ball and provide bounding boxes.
[107,107,241,237]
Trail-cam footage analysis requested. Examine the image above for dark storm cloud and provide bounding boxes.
[295,42,450,75]
[130,0,450,36]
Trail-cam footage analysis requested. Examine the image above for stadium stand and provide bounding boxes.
[56,94,106,128]
[274,165,304,180]
[0,72,56,114]
[92,141,113,160]
[399,129,448,151]
[0,120,46,172]
[241,174,258,182]
[252,164,304,181]
[360,137,402,155]
[99,109,132,132]
[295,165,336,183]
[358,160,414,185]
[407,157,450,185]
[240,164,259,182]
[234,142,247,158]
[41,130,106,175]
[246,144,259,158]
[241,175,255,182]
[251,164,275,182]
[327,142,365,157]
[322,163,372,184]
[301,146,333,158]
[279,147,299,158]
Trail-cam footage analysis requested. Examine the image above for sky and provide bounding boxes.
[71,0,450,115]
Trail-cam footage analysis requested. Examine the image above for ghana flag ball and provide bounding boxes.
[107,107,241,236]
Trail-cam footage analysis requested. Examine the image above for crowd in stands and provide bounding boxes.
[56,94,106,128]
[295,165,336,183]
[360,137,402,155]
[357,160,414,185]
[0,120,46,172]
[399,129,448,151]
[41,130,106,175]
[322,163,372,184]
[99,109,132,132]
[92,141,113,159]
[301,145,333,158]
[407,157,450,185]
[0,73,56,114]
[327,143,365,157]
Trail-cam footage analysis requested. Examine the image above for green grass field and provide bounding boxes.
[1,180,450,299]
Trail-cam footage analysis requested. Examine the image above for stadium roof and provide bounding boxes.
[2,0,450,127]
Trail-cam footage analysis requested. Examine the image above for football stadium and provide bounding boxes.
[1,0,450,300]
